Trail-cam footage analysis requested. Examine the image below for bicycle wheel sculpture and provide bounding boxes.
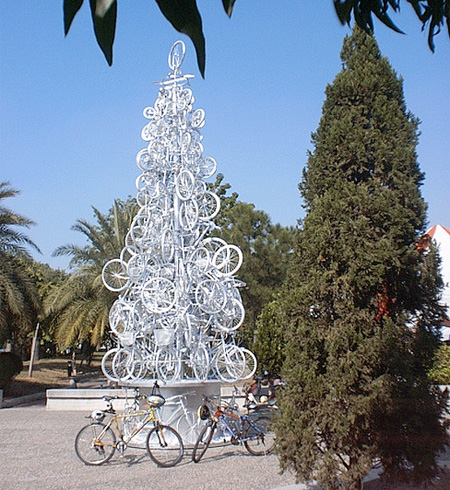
[102,41,257,384]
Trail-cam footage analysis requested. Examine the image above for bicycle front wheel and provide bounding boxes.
[244,416,276,456]
[74,423,116,465]
[192,422,216,463]
[176,411,201,446]
[146,424,184,467]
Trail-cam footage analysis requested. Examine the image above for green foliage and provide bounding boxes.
[19,258,68,348]
[21,259,67,302]
[0,257,41,348]
[63,1,448,75]
[0,351,23,390]
[0,182,42,351]
[429,344,450,384]
[275,27,447,489]
[253,299,286,376]
[333,1,449,52]
[46,198,137,349]
[209,174,296,347]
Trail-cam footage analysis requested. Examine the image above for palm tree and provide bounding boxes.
[0,181,42,348]
[45,198,137,350]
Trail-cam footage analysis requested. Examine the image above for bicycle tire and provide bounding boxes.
[192,422,216,463]
[240,347,258,380]
[215,344,246,382]
[146,424,184,467]
[74,423,116,465]
[176,411,201,446]
[101,347,120,382]
[156,347,181,383]
[243,416,275,456]
[192,344,210,381]
[112,348,144,382]
[102,259,129,292]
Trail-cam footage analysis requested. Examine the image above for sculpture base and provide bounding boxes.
[120,379,221,447]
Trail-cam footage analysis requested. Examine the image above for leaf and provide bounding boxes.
[222,0,236,18]
[334,0,404,34]
[372,9,404,34]
[446,0,450,37]
[155,0,206,77]
[334,0,356,25]
[64,0,85,35]
[89,0,117,66]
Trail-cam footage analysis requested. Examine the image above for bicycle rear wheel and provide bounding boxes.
[192,422,216,463]
[244,416,275,456]
[146,424,184,467]
[74,423,116,465]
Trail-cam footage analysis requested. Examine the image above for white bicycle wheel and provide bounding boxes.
[112,348,144,382]
[126,253,147,281]
[191,108,205,129]
[109,300,134,336]
[179,199,198,231]
[176,411,201,446]
[168,40,185,71]
[175,169,195,201]
[135,172,155,191]
[185,140,203,163]
[112,348,134,381]
[102,259,129,292]
[120,245,138,265]
[136,149,154,171]
[215,298,245,332]
[198,191,220,221]
[192,344,210,381]
[198,157,217,178]
[180,131,192,154]
[101,348,120,382]
[215,344,246,382]
[240,348,257,380]
[160,227,175,263]
[213,245,243,276]
[202,237,227,255]
[181,88,193,108]
[141,277,177,313]
[156,347,181,382]
[186,247,211,277]
[195,279,227,314]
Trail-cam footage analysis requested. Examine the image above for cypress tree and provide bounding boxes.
[275,27,447,489]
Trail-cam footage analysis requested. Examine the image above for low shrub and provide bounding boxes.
[0,352,23,390]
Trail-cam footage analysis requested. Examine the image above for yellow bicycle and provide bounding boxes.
[74,388,184,467]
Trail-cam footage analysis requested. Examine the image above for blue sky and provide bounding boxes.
[1,1,449,270]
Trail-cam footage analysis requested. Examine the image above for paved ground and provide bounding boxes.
[2,375,449,490]
[0,399,302,490]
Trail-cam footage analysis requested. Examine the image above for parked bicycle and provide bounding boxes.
[74,384,184,467]
[192,389,276,463]
[243,371,284,410]
[159,391,202,445]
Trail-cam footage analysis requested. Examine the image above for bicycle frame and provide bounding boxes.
[206,394,267,445]
[94,406,159,449]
